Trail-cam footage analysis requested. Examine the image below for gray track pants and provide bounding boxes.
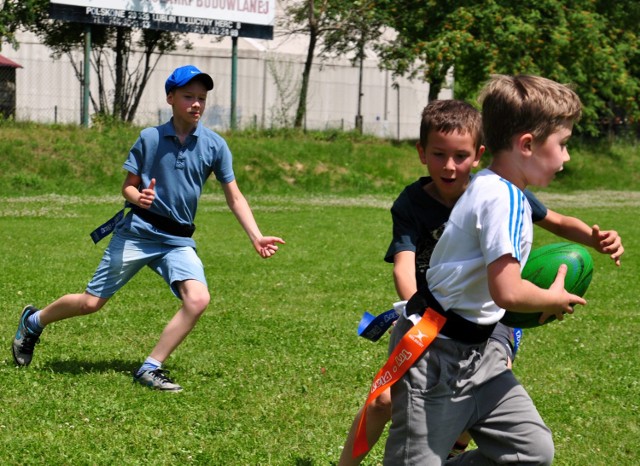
[383,313,554,466]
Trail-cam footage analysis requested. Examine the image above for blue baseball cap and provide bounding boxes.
[165,65,214,94]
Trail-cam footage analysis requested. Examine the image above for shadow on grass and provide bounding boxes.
[45,358,138,375]
[295,458,316,466]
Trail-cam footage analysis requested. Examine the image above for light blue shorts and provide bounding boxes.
[86,233,206,299]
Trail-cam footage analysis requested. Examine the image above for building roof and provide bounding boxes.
[0,54,23,68]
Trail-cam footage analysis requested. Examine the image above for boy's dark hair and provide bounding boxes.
[419,100,483,151]
[479,74,582,155]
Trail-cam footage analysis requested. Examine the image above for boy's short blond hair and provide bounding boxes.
[479,74,582,155]
[420,99,483,152]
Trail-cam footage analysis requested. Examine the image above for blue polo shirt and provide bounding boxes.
[117,119,235,247]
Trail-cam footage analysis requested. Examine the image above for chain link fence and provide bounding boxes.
[2,32,450,140]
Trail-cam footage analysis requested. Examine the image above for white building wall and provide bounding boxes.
[2,30,452,140]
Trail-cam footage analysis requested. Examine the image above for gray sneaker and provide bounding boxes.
[133,368,183,392]
[12,305,42,367]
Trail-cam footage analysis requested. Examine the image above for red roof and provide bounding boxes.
[0,54,23,68]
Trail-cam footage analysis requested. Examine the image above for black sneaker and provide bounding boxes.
[12,305,42,367]
[133,368,183,392]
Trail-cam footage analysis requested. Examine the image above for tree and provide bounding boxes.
[321,1,384,133]
[371,0,463,102]
[0,0,187,123]
[374,0,640,136]
[280,0,385,129]
[280,0,326,129]
[267,55,302,127]
[42,22,185,122]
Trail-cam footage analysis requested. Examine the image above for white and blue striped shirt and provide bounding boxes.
[426,169,533,325]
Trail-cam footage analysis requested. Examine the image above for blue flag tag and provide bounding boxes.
[90,209,124,244]
[512,327,523,357]
[357,308,400,342]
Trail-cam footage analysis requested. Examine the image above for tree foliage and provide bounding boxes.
[374,0,640,136]
[0,0,49,50]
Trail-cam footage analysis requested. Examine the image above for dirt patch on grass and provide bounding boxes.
[534,190,640,209]
[1,191,638,218]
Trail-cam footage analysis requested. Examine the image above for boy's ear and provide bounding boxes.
[517,133,534,157]
[473,145,486,166]
[416,142,428,165]
[166,91,174,105]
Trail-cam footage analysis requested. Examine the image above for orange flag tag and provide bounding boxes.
[353,307,446,458]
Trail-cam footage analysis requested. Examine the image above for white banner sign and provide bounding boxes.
[51,0,275,26]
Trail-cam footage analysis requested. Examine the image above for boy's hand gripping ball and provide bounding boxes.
[500,242,594,328]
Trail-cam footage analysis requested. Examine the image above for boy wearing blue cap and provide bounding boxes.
[12,65,285,391]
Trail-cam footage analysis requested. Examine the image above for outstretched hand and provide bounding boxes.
[254,236,286,258]
[139,178,156,208]
[538,263,587,324]
[591,224,624,266]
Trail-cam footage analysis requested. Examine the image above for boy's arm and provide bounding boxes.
[488,254,587,323]
[393,251,417,300]
[536,209,624,266]
[221,180,285,258]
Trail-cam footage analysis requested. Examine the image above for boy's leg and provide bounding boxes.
[40,293,108,325]
[12,293,108,367]
[148,279,210,362]
[36,230,150,326]
[447,376,553,465]
[133,277,209,392]
[133,266,211,392]
[383,317,472,465]
[447,346,553,466]
[144,245,210,363]
[445,324,520,457]
[13,233,154,367]
[338,388,392,466]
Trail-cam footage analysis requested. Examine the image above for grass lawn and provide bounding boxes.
[0,192,638,465]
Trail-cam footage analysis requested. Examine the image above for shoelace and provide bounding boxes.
[19,331,40,354]
[150,369,175,384]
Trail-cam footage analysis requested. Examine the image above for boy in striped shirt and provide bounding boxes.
[384,75,585,465]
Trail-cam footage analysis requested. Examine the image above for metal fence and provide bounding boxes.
[1,32,451,140]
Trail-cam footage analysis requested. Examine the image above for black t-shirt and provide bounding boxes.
[385,176,548,290]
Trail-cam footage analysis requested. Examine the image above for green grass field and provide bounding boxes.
[1,192,638,465]
[0,123,639,464]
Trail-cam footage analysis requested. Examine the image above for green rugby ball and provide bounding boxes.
[500,242,593,328]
